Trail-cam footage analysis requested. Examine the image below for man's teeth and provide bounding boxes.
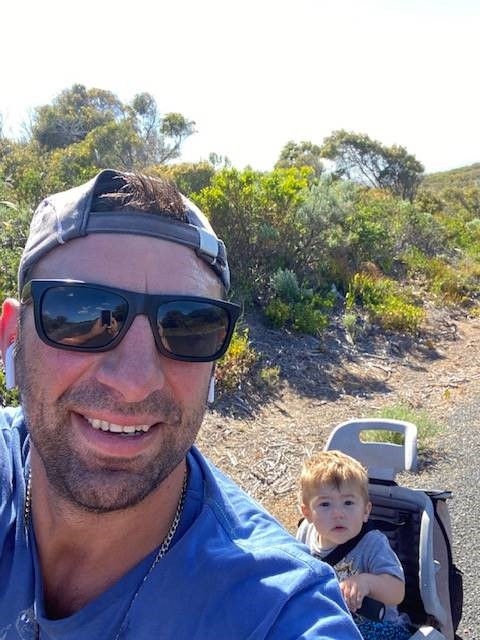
[86,418,151,435]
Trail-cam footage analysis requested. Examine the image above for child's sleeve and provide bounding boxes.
[362,530,405,581]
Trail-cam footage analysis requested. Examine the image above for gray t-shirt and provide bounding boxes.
[297,523,407,623]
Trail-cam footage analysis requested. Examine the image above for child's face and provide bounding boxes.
[301,482,372,549]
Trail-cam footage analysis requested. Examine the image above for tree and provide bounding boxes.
[32,85,125,150]
[320,130,424,201]
[0,138,49,207]
[131,93,196,165]
[208,153,231,169]
[30,85,195,169]
[156,112,196,164]
[275,140,323,178]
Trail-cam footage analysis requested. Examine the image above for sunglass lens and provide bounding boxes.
[41,286,127,348]
[157,301,229,358]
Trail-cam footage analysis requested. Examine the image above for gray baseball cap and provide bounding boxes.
[18,169,230,293]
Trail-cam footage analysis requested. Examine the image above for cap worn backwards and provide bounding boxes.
[18,169,230,294]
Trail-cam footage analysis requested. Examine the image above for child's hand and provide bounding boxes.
[340,574,371,612]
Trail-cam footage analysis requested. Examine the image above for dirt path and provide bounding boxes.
[198,314,480,532]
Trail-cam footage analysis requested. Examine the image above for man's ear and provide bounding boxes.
[0,298,20,358]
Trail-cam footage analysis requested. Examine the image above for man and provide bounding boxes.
[0,169,360,638]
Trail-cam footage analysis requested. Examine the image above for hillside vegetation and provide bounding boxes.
[1,84,480,403]
[422,163,480,192]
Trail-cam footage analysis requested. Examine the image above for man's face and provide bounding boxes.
[16,233,221,512]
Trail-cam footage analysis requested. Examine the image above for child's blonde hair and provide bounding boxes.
[299,450,369,505]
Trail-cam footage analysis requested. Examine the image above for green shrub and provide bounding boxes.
[346,272,387,309]
[216,327,258,392]
[466,217,480,238]
[265,298,291,328]
[347,273,425,333]
[401,246,431,276]
[375,298,425,332]
[0,201,31,298]
[292,301,329,335]
[430,260,480,305]
[266,286,333,336]
[403,249,480,305]
[270,268,301,303]
[195,167,311,300]
[398,206,448,257]
[343,311,360,341]
[266,268,333,335]
[151,161,215,196]
[258,365,281,388]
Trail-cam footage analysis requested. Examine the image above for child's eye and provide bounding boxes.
[319,501,330,508]
[344,500,355,506]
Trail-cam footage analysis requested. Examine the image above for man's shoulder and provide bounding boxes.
[0,405,24,427]
[140,449,359,639]
[0,406,28,546]
[190,448,331,577]
[0,405,28,451]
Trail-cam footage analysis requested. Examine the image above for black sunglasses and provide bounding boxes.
[21,280,241,362]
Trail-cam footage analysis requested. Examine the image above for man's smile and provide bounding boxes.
[86,417,153,436]
[71,412,163,460]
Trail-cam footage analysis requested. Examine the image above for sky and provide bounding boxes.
[1,0,479,175]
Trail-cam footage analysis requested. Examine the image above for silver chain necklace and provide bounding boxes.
[24,467,188,640]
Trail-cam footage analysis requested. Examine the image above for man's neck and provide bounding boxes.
[30,456,187,618]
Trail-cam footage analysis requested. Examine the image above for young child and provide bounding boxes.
[297,450,411,640]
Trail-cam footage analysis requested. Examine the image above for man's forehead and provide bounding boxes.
[31,233,223,297]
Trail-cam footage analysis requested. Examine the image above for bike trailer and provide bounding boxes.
[324,418,463,640]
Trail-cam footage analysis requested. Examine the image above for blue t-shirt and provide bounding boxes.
[0,407,361,639]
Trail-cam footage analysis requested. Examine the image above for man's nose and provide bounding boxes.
[94,315,166,402]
